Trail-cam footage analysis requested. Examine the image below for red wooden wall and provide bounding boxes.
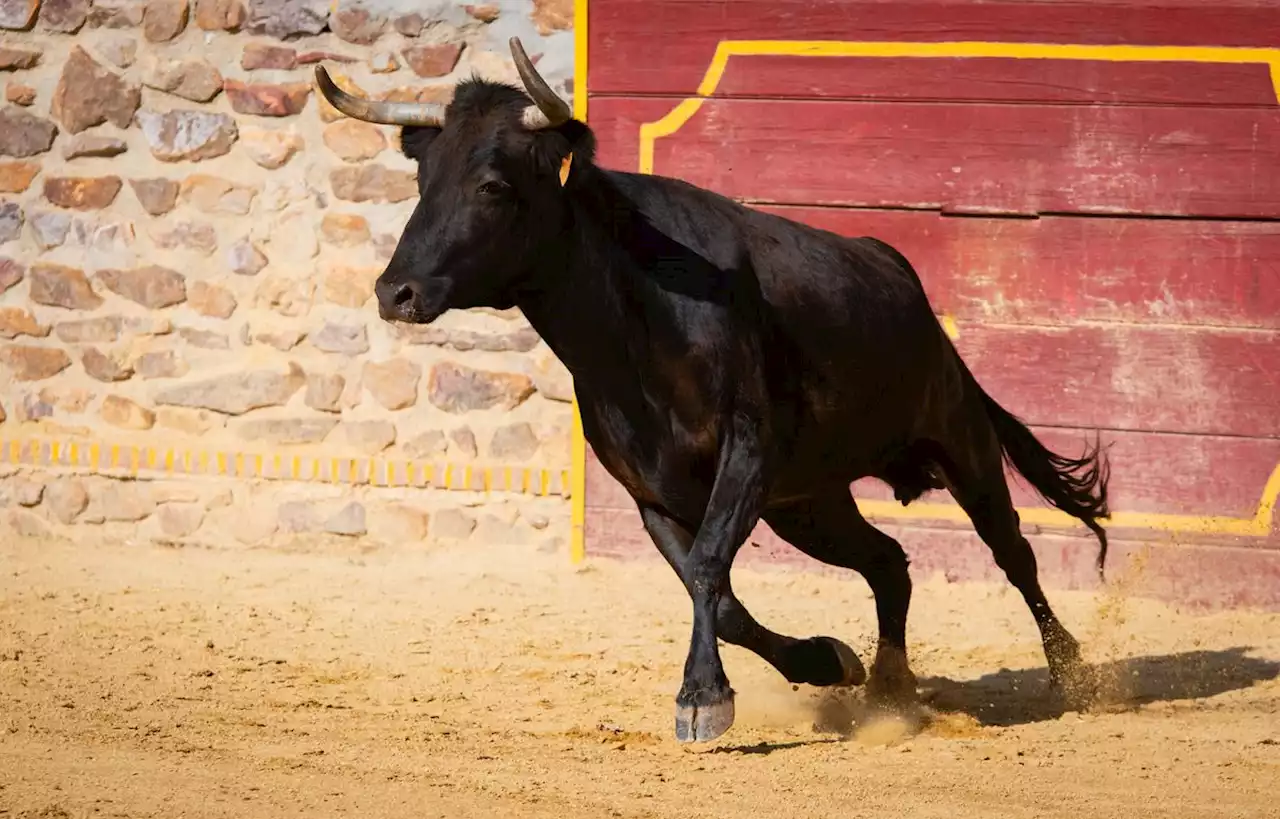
[581,0,1280,609]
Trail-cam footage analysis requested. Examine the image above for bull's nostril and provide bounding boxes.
[392,283,414,307]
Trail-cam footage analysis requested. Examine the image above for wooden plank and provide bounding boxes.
[590,106,1280,314]
[586,508,1280,611]
[589,96,1280,218]
[754,207,1280,329]
[957,325,1279,438]
[708,56,1280,107]
[587,429,1280,520]
[591,97,674,171]
[589,0,1280,96]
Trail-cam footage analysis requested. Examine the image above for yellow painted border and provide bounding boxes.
[637,39,1280,174]
[0,435,571,498]
[855,462,1280,538]
[567,0,591,564]
[565,34,1280,549]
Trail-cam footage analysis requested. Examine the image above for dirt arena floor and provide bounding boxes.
[2,533,1279,819]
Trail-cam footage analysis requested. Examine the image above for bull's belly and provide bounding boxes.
[763,451,881,507]
[761,406,921,506]
[582,377,936,522]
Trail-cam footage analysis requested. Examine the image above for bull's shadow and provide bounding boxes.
[917,646,1280,727]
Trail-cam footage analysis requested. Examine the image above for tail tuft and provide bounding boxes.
[979,391,1113,579]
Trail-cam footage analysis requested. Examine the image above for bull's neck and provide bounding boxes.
[516,172,662,392]
[517,235,646,384]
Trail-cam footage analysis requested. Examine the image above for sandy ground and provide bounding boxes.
[1,534,1279,819]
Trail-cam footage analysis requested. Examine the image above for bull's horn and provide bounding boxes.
[314,65,445,127]
[509,37,571,129]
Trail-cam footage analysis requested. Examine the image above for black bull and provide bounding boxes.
[316,38,1112,744]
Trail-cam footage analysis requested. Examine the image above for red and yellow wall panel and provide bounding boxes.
[574,0,1280,608]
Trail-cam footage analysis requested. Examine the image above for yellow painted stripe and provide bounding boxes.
[0,436,572,498]
[563,0,591,564]
[636,40,1280,173]
[724,40,1280,65]
[573,0,588,121]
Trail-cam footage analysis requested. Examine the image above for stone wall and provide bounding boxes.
[0,0,577,551]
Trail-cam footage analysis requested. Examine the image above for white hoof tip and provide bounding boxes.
[674,698,735,743]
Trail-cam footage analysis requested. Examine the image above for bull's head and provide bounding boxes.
[315,37,588,324]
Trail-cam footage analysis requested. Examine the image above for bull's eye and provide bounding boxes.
[477,180,510,197]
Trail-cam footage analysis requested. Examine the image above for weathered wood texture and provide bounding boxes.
[708,57,1280,107]
[757,208,1280,329]
[589,0,1280,96]
[594,97,1280,218]
[956,325,1278,438]
[582,0,1280,608]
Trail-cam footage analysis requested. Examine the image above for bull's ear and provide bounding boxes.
[530,120,596,184]
[399,125,442,162]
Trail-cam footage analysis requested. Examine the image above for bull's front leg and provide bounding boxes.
[675,414,765,744]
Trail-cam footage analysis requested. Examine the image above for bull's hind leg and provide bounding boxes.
[641,506,866,690]
[763,491,919,706]
[939,422,1097,703]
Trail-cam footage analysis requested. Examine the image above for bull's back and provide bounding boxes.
[613,169,954,428]
[741,207,950,393]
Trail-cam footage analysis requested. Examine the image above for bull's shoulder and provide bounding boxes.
[590,169,926,317]
[603,170,914,279]
[604,171,751,252]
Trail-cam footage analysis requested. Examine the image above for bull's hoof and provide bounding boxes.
[1049,658,1099,709]
[866,644,919,708]
[1044,627,1099,708]
[674,696,735,743]
[815,637,868,687]
[784,636,868,688]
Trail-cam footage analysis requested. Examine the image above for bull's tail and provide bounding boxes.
[978,387,1113,579]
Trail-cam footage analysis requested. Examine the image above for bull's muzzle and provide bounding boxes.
[374,277,433,324]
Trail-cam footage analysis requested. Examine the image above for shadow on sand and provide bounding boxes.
[918,646,1280,727]
[709,647,1279,755]
[709,737,843,756]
